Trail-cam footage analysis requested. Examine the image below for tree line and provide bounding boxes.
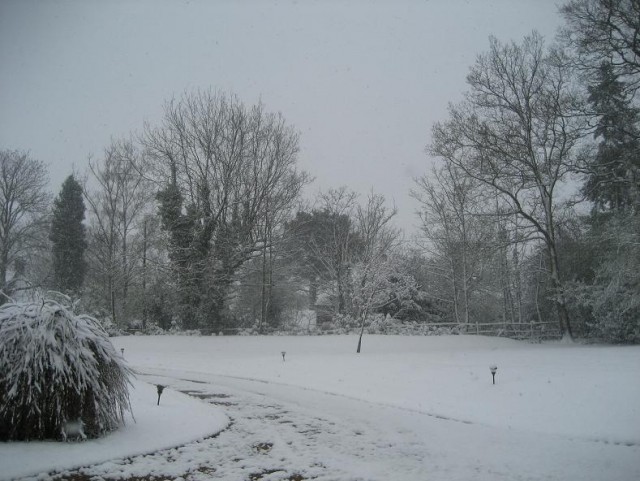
[413,0,639,342]
[1,0,638,343]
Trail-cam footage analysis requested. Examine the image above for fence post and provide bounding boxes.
[530,320,534,340]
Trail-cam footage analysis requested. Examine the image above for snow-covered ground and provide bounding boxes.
[0,379,229,480]
[3,334,639,480]
[116,334,640,442]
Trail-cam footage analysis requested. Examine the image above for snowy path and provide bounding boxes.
[35,366,639,481]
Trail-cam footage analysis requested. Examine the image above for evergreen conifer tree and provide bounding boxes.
[50,175,87,293]
[584,63,640,211]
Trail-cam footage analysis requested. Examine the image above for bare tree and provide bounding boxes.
[143,90,307,330]
[84,139,152,326]
[413,162,491,327]
[350,192,409,353]
[315,188,361,315]
[429,33,588,340]
[0,150,49,302]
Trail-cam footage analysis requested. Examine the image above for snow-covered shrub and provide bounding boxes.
[333,314,360,331]
[0,300,133,441]
[162,319,203,336]
[143,323,167,336]
[563,213,640,343]
[105,323,129,337]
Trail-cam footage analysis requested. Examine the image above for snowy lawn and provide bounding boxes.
[2,334,639,481]
[114,334,640,444]
[0,379,229,480]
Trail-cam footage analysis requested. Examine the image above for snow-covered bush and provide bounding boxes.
[169,320,203,335]
[0,300,133,441]
[564,213,640,343]
[142,323,167,336]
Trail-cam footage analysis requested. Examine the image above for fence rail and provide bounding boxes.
[417,320,561,340]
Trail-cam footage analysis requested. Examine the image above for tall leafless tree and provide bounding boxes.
[84,139,152,326]
[429,33,588,340]
[413,162,490,327]
[0,150,49,302]
[143,90,307,330]
[315,188,361,315]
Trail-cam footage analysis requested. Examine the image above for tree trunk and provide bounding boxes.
[543,192,573,341]
[449,255,461,325]
[336,266,346,314]
[142,219,148,330]
[513,246,523,325]
[121,230,128,326]
[548,245,573,340]
[461,249,470,326]
[260,238,267,332]
[460,210,471,326]
[308,275,317,308]
[109,275,117,326]
[357,313,367,353]
[0,247,8,303]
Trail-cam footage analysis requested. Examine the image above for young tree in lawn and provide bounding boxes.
[351,193,414,353]
[50,175,87,294]
[144,90,306,330]
[352,255,417,353]
[430,33,588,340]
[0,150,49,303]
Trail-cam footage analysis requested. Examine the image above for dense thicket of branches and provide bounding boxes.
[406,2,639,343]
[144,90,308,330]
[561,0,640,90]
[429,33,588,339]
[83,139,152,328]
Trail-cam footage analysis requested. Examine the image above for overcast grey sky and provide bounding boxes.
[0,0,563,234]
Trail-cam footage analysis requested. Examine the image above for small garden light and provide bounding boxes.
[281,351,286,362]
[156,384,165,405]
[490,365,498,385]
[120,348,124,357]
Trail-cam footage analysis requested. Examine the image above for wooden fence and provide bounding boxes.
[416,320,561,340]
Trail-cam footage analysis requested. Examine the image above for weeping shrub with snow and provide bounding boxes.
[0,299,133,441]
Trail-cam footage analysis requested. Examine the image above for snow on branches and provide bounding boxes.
[0,299,133,441]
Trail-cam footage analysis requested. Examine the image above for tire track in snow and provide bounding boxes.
[144,367,640,448]
[25,373,430,481]
[19,368,639,481]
